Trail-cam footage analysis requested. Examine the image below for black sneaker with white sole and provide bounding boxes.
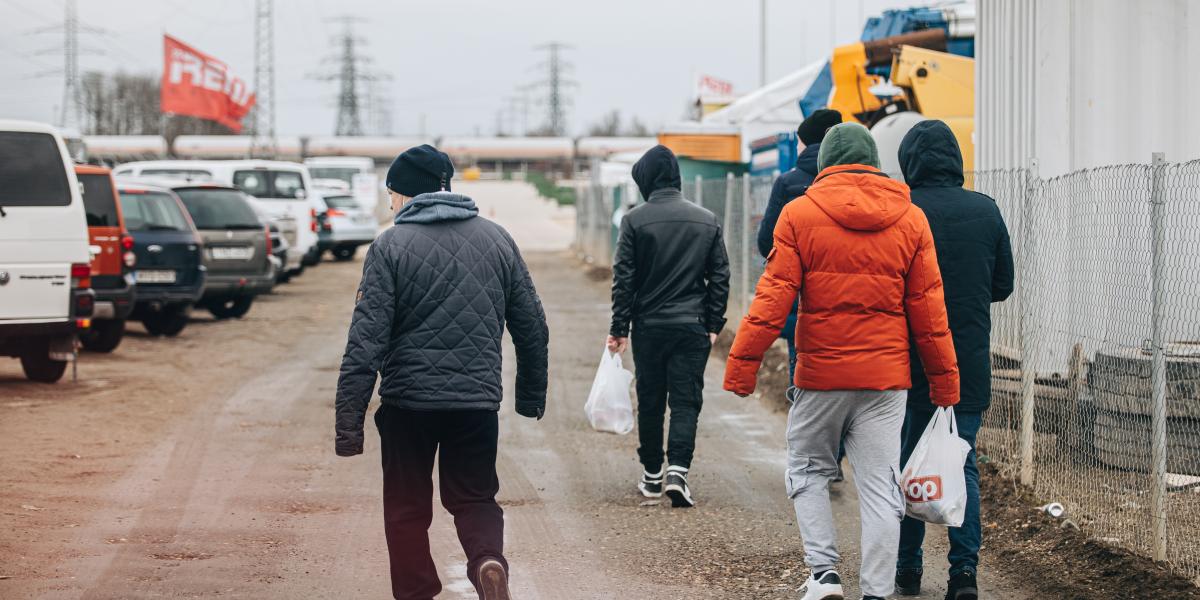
[638,469,664,498]
[664,466,694,507]
[945,569,978,600]
[476,558,511,600]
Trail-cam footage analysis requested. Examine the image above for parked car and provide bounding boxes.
[315,192,378,261]
[75,164,136,352]
[165,183,274,319]
[0,120,94,382]
[304,156,381,213]
[114,160,320,278]
[115,181,205,337]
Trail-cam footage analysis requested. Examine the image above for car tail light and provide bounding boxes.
[264,225,273,254]
[120,234,134,250]
[70,262,91,289]
[121,233,136,268]
[75,293,94,318]
[76,318,92,330]
[310,208,318,233]
[326,209,346,217]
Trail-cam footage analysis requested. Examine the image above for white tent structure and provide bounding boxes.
[665,59,826,162]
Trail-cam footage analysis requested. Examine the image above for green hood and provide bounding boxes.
[817,122,881,171]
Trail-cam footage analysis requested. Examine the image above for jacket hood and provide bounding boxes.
[806,164,911,232]
[817,123,881,172]
[632,145,681,201]
[795,142,821,177]
[394,192,478,224]
[898,120,964,188]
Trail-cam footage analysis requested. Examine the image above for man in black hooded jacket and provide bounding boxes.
[336,144,548,600]
[892,121,1014,600]
[607,145,730,508]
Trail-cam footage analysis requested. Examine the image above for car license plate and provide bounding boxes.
[212,246,254,260]
[137,269,177,284]
[354,214,373,224]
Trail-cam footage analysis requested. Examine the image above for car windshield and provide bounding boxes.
[323,195,359,209]
[118,191,191,232]
[175,188,261,229]
[308,167,358,184]
[0,131,71,207]
[79,173,120,226]
[141,168,212,180]
[232,169,306,200]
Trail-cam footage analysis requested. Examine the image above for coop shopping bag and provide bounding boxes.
[900,406,973,526]
[584,348,635,435]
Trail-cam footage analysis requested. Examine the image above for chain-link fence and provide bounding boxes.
[574,159,1200,578]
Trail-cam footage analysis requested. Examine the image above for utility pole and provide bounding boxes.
[529,42,576,136]
[30,0,98,131]
[311,16,380,136]
[759,0,767,87]
[249,0,276,157]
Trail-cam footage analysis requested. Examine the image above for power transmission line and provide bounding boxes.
[309,16,383,136]
[249,0,277,157]
[528,42,576,136]
[29,0,101,131]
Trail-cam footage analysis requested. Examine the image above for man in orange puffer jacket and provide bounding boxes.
[724,122,959,600]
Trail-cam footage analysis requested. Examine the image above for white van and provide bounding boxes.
[0,120,94,382]
[303,156,381,214]
[114,160,320,275]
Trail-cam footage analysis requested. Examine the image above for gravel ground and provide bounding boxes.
[0,182,1041,599]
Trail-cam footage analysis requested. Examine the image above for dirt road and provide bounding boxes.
[1,182,1031,599]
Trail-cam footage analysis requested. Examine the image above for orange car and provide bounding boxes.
[75,164,136,352]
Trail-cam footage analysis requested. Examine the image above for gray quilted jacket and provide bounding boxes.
[335,192,549,456]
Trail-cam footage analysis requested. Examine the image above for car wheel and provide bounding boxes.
[143,306,189,337]
[208,296,254,319]
[20,348,68,383]
[333,246,356,261]
[80,319,126,353]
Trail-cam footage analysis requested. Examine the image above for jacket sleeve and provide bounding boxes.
[992,216,1015,302]
[756,177,787,258]
[505,241,550,419]
[724,204,803,396]
[335,241,397,456]
[609,215,636,337]
[904,215,960,406]
[704,224,731,334]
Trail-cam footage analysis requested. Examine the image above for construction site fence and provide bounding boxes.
[573,159,1200,580]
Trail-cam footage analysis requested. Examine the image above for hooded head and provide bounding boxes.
[632,145,682,201]
[797,108,843,146]
[817,122,881,172]
[898,119,964,188]
[386,144,454,198]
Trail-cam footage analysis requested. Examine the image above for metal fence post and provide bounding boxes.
[1149,151,1168,562]
[723,172,735,324]
[740,173,752,319]
[1019,158,1039,486]
[694,174,703,206]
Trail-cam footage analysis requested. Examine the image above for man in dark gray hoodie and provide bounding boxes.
[336,144,549,600]
[608,145,730,508]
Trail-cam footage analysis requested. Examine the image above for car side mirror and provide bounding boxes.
[294,189,307,200]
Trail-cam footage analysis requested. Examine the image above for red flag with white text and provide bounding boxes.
[161,35,255,132]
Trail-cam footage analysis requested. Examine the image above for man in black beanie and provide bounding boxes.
[336,144,549,600]
[754,108,842,379]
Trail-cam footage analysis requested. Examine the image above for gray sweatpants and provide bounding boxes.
[785,388,906,598]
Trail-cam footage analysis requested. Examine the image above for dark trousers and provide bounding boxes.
[631,324,710,472]
[375,406,506,600]
[896,407,983,576]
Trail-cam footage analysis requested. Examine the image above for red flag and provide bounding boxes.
[161,35,255,133]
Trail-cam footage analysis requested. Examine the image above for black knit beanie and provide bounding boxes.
[797,109,844,146]
[386,144,453,197]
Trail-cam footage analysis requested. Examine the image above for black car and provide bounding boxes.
[115,182,206,336]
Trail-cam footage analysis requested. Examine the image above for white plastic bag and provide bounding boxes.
[900,406,973,526]
[584,348,635,435]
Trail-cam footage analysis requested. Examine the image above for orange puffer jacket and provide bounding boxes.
[724,164,959,406]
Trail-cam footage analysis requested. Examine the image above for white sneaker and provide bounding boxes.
[800,570,844,600]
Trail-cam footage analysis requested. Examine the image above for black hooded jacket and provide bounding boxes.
[610,145,731,337]
[756,142,821,259]
[900,120,1014,414]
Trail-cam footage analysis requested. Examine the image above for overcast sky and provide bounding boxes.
[1,0,919,137]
